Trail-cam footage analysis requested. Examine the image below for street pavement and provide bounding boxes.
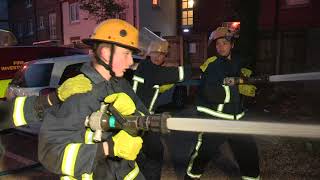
[0,106,319,179]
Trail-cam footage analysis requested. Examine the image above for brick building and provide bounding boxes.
[8,0,63,45]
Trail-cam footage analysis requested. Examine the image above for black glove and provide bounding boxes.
[0,100,14,130]
[34,91,60,114]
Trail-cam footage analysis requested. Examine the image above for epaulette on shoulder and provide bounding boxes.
[200,56,218,72]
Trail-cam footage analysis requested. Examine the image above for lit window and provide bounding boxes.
[152,0,160,8]
[181,0,194,26]
[39,16,44,30]
[69,2,80,23]
[49,13,57,40]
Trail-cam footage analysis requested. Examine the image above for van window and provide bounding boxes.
[59,63,84,85]
[12,63,54,87]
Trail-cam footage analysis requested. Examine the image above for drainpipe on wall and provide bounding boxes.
[274,0,281,75]
[33,0,38,42]
[59,0,64,45]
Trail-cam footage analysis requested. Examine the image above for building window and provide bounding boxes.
[152,0,160,8]
[18,23,23,37]
[28,19,33,35]
[69,2,80,23]
[70,36,81,45]
[39,16,45,30]
[49,13,57,39]
[25,0,32,8]
[181,0,194,26]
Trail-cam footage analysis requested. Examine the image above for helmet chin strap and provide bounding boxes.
[95,44,116,77]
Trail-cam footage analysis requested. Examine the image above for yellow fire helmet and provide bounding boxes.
[82,19,140,53]
[208,27,236,45]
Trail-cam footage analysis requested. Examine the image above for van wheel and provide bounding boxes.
[173,86,187,108]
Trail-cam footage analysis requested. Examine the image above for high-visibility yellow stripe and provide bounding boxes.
[124,162,140,180]
[132,80,138,93]
[60,133,94,180]
[178,66,184,82]
[13,97,27,127]
[132,75,144,93]
[60,176,77,180]
[133,75,144,83]
[0,79,12,98]
[62,143,82,176]
[242,175,260,180]
[217,104,224,112]
[222,85,231,103]
[200,56,217,72]
[159,84,174,93]
[148,85,160,113]
[197,106,245,120]
[186,133,203,179]
[82,173,93,180]
[137,111,145,116]
[85,128,94,144]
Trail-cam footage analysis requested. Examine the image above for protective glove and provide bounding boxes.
[104,93,136,116]
[107,130,143,161]
[239,84,257,97]
[57,74,92,101]
[159,84,175,93]
[240,68,252,78]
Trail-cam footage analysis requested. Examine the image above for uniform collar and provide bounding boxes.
[80,61,106,85]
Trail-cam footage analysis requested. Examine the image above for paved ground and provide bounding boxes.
[0,107,319,179]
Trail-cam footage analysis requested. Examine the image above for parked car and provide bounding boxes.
[6,54,91,100]
[6,54,148,100]
[7,52,199,110]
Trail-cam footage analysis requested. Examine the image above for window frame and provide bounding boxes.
[181,0,194,27]
[27,19,33,35]
[12,63,54,88]
[69,2,80,23]
[39,16,45,30]
[49,13,57,40]
[17,23,23,37]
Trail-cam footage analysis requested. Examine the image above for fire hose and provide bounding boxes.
[85,103,320,142]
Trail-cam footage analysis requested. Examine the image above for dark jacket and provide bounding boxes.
[133,59,191,112]
[38,62,148,180]
[0,95,43,131]
[196,56,244,120]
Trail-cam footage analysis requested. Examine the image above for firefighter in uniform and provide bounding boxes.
[185,27,260,180]
[133,27,191,114]
[0,74,92,131]
[38,19,149,180]
[132,28,191,180]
